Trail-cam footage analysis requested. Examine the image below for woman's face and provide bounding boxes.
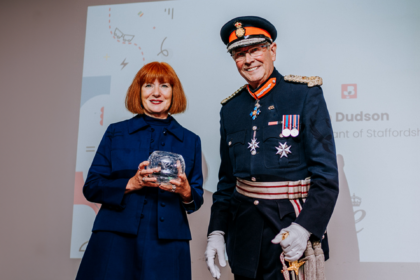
[141,79,172,119]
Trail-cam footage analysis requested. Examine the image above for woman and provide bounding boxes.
[76,62,204,280]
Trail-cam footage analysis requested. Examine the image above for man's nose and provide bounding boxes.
[244,52,254,64]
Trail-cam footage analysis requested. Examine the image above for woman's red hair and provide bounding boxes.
[125,62,187,115]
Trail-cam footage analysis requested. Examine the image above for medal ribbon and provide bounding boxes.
[282,115,287,130]
[283,115,300,132]
[247,78,277,100]
[291,115,296,130]
[282,115,292,131]
[293,115,300,131]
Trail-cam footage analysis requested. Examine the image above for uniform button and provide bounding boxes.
[163,130,167,135]
[254,200,259,205]
[228,141,232,146]
[144,200,148,204]
[253,126,257,131]
[251,177,256,182]
[140,214,144,219]
[160,217,165,222]
[151,139,154,143]
[161,202,166,207]
[161,142,165,146]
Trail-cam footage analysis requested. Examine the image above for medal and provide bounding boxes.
[276,142,292,158]
[246,78,277,120]
[291,115,300,137]
[282,115,300,137]
[282,115,291,137]
[248,130,259,155]
[250,100,261,120]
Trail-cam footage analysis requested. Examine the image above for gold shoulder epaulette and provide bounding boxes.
[221,85,246,105]
[284,75,323,87]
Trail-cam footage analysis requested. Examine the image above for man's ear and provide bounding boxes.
[270,42,277,62]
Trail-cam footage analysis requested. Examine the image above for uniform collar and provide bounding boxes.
[247,68,282,100]
[128,114,184,141]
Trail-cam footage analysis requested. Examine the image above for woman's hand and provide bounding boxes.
[125,161,161,194]
[160,161,192,202]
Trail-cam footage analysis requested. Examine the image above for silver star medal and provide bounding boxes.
[276,142,292,158]
[248,138,259,155]
[248,129,260,155]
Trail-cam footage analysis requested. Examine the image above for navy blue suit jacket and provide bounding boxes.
[83,114,204,240]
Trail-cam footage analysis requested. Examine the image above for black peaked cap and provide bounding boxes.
[220,16,277,46]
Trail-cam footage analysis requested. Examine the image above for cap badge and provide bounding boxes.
[234,22,246,38]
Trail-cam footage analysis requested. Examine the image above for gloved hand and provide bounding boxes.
[205,231,227,279]
[272,222,311,261]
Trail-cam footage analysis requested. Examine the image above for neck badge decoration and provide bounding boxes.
[247,78,277,121]
[250,100,261,120]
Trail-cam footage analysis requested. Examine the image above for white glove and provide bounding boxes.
[272,222,311,261]
[205,231,227,279]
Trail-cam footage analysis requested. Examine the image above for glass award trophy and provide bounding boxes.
[147,151,185,184]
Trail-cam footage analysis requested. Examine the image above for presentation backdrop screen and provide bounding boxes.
[71,0,420,268]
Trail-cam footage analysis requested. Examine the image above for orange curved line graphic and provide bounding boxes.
[108,7,146,62]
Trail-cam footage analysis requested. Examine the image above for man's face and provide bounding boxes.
[232,43,277,89]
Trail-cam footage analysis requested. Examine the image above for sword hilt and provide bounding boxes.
[280,232,305,276]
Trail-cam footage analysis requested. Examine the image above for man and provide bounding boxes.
[205,16,339,280]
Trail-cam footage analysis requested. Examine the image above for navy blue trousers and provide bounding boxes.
[76,188,191,280]
[229,192,329,280]
[227,192,298,280]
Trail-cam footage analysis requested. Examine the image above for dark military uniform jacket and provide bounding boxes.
[208,69,339,277]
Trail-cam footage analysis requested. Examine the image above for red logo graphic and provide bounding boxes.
[100,107,104,126]
[341,84,357,99]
